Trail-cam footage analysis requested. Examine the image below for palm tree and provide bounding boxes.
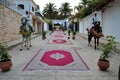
[74,4,83,13]
[81,0,88,8]
[87,0,96,12]
[74,0,93,19]
[42,2,58,19]
[59,2,73,19]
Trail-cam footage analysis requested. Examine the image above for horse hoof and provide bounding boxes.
[88,44,92,46]
[20,49,22,51]
[27,48,29,50]
[95,47,97,50]
[30,45,32,47]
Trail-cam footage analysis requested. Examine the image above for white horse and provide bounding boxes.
[19,17,32,50]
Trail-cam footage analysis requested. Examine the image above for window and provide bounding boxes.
[17,4,24,10]
[32,7,34,11]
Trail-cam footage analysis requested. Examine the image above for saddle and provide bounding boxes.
[92,28,102,38]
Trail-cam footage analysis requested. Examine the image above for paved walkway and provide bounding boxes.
[0,31,120,80]
[77,33,120,53]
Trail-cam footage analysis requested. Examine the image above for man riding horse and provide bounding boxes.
[19,11,34,50]
[20,11,34,32]
[87,11,103,49]
[90,11,100,33]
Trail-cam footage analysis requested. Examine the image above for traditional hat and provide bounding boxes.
[94,11,97,14]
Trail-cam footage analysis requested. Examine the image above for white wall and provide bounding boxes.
[102,0,120,42]
[79,11,102,34]
[13,0,36,15]
[44,22,48,31]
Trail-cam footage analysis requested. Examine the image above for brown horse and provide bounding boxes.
[87,21,103,49]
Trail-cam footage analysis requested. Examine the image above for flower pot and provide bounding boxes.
[97,59,110,71]
[42,36,46,40]
[72,36,75,40]
[0,60,12,72]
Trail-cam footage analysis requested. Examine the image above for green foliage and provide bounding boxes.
[74,0,115,20]
[68,30,71,36]
[0,42,11,62]
[72,31,77,35]
[44,18,52,24]
[68,30,71,33]
[42,3,58,19]
[42,2,72,19]
[42,31,47,36]
[100,36,116,61]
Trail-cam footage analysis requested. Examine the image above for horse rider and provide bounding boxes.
[90,11,101,33]
[20,11,34,32]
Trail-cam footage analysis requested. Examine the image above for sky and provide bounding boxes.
[33,0,81,13]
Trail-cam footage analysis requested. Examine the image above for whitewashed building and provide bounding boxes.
[11,0,44,34]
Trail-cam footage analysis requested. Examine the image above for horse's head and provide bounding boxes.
[21,17,27,25]
[94,21,100,27]
[94,21,102,33]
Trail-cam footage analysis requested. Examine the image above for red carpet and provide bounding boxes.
[48,31,72,44]
[52,39,67,44]
[40,50,74,66]
[23,49,90,71]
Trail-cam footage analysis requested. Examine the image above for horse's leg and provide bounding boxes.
[88,32,92,46]
[88,32,90,46]
[29,35,32,47]
[24,38,27,47]
[20,37,24,51]
[26,38,29,50]
[24,37,27,50]
[97,38,100,49]
[94,37,97,50]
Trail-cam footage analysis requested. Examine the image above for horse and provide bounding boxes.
[87,21,103,50]
[19,17,32,51]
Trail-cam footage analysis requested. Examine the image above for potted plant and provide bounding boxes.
[72,31,77,40]
[42,31,46,40]
[97,36,116,71]
[0,42,12,72]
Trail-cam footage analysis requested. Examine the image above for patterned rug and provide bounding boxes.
[23,48,90,71]
[48,31,72,44]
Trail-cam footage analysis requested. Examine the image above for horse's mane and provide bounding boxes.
[94,21,102,33]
